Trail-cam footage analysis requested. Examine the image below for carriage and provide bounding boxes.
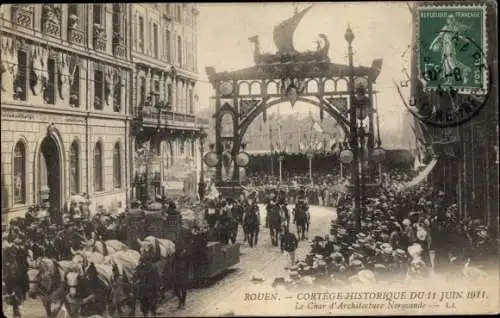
[124,202,240,285]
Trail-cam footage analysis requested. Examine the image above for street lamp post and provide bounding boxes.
[198,128,208,200]
[345,25,362,231]
[307,151,314,184]
[278,153,284,184]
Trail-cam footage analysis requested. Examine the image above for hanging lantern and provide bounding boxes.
[203,151,219,167]
[371,148,386,163]
[235,152,250,167]
[340,149,354,164]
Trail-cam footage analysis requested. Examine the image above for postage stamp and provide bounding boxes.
[417,5,488,94]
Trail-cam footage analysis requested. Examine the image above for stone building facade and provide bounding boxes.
[129,3,205,201]
[1,4,207,224]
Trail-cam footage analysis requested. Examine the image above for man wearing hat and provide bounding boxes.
[281,226,298,269]
[205,198,218,230]
[243,193,260,247]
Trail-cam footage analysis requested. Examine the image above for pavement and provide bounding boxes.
[6,204,336,317]
[161,204,336,317]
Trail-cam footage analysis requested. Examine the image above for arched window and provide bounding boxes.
[94,142,103,191]
[13,141,26,204]
[69,141,79,195]
[113,142,122,188]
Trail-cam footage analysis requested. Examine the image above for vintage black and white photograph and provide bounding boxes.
[1,2,498,317]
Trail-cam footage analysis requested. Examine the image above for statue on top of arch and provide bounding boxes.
[248,6,330,65]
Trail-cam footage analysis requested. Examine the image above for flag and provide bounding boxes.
[312,122,324,133]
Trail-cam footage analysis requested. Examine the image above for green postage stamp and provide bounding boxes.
[417,5,487,93]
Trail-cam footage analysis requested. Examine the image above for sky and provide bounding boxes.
[196,2,415,148]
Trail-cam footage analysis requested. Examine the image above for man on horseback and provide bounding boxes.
[266,192,283,247]
[294,191,310,240]
[277,192,290,233]
[242,194,260,248]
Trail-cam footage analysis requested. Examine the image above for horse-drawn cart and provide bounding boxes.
[188,242,240,285]
[124,203,240,285]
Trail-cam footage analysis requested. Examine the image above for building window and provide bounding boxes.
[167,84,173,107]
[13,141,26,204]
[166,29,171,62]
[113,142,121,188]
[15,50,28,101]
[139,76,146,108]
[138,16,144,52]
[93,4,103,25]
[176,5,182,22]
[112,4,122,36]
[69,4,78,17]
[45,57,56,104]
[191,140,195,157]
[69,141,79,194]
[152,23,158,58]
[151,80,159,106]
[94,142,103,191]
[94,69,104,110]
[114,73,122,112]
[70,65,80,107]
[189,89,194,114]
[177,35,182,66]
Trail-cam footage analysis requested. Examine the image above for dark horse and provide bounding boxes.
[267,204,283,247]
[2,245,29,317]
[135,256,162,317]
[243,204,260,248]
[293,204,309,240]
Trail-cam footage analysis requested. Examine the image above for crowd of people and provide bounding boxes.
[271,168,497,289]
[244,171,348,206]
[2,165,498,316]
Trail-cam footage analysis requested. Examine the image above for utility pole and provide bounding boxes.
[345,25,362,231]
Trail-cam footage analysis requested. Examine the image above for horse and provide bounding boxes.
[70,249,106,273]
[64,262,113,317]
[104,251,140,317]
[134,257,161,316]
[293,204,309,240]
[26,257,80,317]
[243,204,260,248]
[219,207,239,245]
[137,236,176,260]
[136,236,176,299]
[2,244,30,317]
[267,204,282,247]
[81,238,129,256]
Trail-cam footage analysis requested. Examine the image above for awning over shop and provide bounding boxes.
[403,158,438,189]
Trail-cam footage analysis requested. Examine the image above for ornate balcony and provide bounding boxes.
[11,5,34,29]
[68,27,85,45]
[41,5,62,38]
[93,24,107,52]
[113,33,127,59]
[42,20,61,38]
[132,102,201,136]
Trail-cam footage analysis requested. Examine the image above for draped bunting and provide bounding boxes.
[403,158,438,189]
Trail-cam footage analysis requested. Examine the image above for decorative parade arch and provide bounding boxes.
[205,6,383,195]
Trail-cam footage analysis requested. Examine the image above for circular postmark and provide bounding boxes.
[397,8,492,128]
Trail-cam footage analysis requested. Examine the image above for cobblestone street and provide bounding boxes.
[10,204,335,318]
[160,204,335,316]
